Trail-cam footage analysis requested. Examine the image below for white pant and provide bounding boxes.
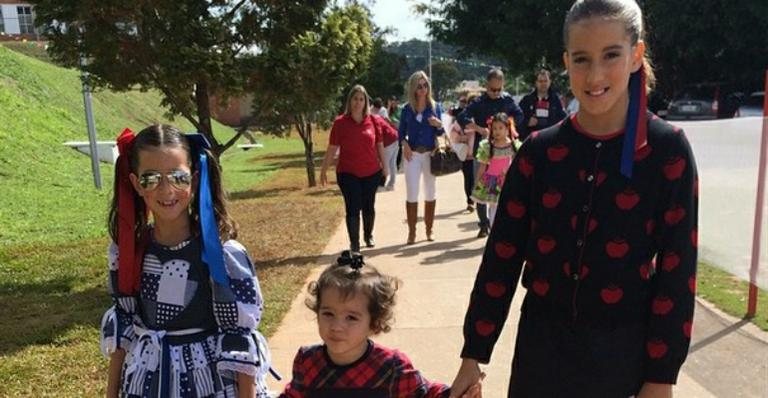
[404,151,436,202]
[383,142,399,188]
[488,203,498,226]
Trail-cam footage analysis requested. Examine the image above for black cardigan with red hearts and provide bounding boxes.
[461,113,698,384]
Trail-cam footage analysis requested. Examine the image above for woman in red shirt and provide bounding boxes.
[321,85,387,251]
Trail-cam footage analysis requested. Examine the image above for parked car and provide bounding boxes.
[666,83,739,120]
[736,91,765,117]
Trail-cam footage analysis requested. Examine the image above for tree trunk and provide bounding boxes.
[296,119,316,187]
[194,80,219,158]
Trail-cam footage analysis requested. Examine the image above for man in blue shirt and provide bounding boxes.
[457,68,523,237]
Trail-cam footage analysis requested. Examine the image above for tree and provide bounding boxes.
[358,33,408,100]
[248,4,374,187]
[416,0,570,76]
[644,0,768,96]
[430,61,461,101]
[419,0,768,98]
[31,0,327,156]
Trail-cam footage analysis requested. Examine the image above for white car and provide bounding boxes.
[736,91,765,117]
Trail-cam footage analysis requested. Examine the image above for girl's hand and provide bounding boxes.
[402,143,413,162]
[637,382,673,398]
[320,170,328,187]
[463,381,483,398]
[428,115,442,129]
[449,359,483,398]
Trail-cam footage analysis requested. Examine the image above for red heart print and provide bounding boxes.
[688,275,696,293]
[683,321,693,338]
[494,241,517,259]
[664,206,686,226]
[647,340,668,359]
[542,189,562,209]
[662,252,680,272]
[475,320,496,337]
[646,219,656,236]
[547,144,569,162]
[532,279,550,296]
[652,296,674,315]
[634,145,652,161]
[506,200,526,218]
[663,157,686,180]
[615,189,640,210]
[519,156,534,177]
[537,236,557,254]
[485,282,507,298]
[606,239,630,258]
[601,285,624,304]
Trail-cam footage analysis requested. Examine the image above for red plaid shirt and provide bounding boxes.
[280,341,450,398]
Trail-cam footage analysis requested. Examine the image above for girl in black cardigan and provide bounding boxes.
[449,1,698,397]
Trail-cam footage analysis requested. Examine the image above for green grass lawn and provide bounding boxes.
[0,44,342,396]
[697,262,768,331]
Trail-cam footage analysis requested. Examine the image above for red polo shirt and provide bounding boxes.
[329,114,382,177]
[371,114,400,147]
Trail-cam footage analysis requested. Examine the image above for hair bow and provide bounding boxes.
[116,128,145,295]
[336,250,365,270]
[186,133,227,286]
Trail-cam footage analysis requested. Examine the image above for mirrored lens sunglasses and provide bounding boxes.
[138,170,192,191]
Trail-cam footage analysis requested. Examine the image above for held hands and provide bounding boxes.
[449,359,485,398]
[528,116,538,127]
[320,170,328,187]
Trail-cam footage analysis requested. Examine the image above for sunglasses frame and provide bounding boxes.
[138,170,193,191]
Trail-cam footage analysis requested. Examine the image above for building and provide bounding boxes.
[0,2,37,40]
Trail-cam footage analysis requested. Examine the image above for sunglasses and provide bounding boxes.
[138,170,192,191]
[416,83,429,90]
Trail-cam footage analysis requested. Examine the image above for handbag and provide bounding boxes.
[430,134,463,176]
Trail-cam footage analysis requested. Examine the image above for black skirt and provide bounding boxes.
[508,297,646,398]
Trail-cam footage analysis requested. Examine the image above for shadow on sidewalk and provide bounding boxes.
[689,318,753,354]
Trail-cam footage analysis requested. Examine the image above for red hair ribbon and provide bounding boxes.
[116,128,145,295]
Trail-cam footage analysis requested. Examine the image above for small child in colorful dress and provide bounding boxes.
[471,112,522,227]
[101,125,274,398]
[279,251,483,398]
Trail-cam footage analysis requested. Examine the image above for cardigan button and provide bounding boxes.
[572,273,580,281]
[586,174,595,182]
[576,239,584,247]
[582,205,590,213]
[596,142,602,148]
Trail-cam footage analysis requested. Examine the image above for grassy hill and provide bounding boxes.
[0,44,240,246]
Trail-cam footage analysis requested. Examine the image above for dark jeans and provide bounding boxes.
[473,159,489,228]
[337,171,381,251]
[461,159,474,205]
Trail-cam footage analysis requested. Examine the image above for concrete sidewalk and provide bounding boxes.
[265,172,767,397]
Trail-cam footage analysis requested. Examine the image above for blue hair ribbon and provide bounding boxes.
[186,133,227,286]
[620,67,648,179]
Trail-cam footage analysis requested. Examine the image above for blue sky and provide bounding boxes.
[369,0,430,42]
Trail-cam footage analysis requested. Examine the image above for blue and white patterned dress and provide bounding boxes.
[100,235,273,397]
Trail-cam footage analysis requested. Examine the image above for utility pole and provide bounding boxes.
[79,24,102,189]
[428,39,432,79]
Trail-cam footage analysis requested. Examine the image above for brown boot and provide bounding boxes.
[424,200,436,241]
[406,202,418,244]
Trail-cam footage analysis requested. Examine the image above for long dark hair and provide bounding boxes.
[108,124,238,244]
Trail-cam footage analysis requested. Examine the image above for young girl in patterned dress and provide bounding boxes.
[471,112,521,228]
[280,252,482,398]
[101,125,273,398]
[450,1,699,397]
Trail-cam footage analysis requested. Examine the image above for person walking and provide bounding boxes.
[398,71,445,244]
[449,1,698,396]
[518,69,568,140]
[320,85,387,251]
[457,68,524,238]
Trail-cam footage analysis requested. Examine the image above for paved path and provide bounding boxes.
[265,172,767,397]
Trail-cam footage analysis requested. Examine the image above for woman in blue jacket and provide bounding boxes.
[399,70,445,244]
